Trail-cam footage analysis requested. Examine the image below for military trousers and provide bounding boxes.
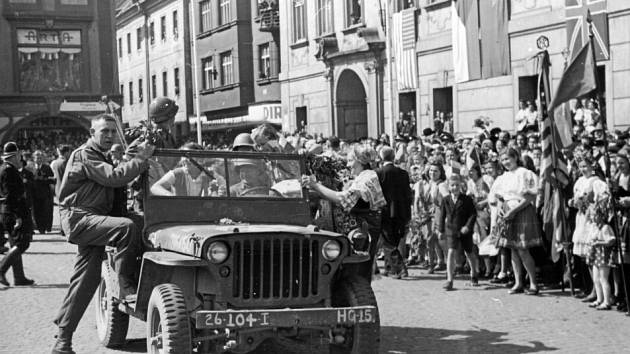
[54,214,139,334]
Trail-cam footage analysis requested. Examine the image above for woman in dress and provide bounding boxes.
[488,148,542,295]
[302,144,386,281]
[422,161,449,273]
[570,157,607,302]
[613,153,630,311]
[467,165,492,277]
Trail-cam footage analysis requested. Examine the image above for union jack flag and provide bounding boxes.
[565,0,609,61]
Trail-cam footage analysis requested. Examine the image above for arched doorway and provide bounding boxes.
[336,70,367,140]
[6,114,90,150]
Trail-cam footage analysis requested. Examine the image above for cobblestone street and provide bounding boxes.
[1,226,629,354]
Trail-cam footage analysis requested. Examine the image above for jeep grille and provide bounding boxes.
[218,233,344,307]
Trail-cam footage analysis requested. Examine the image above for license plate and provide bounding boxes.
[196,306,376,329]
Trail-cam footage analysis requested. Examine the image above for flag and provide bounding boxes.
[553,102,574,149]
[538,49,570,262]
[565,0,609,62]
[549,41,597,110]
[392,8,418,90]
[452,0,481,83]
[465,146,481,170]
[452,0,509,83]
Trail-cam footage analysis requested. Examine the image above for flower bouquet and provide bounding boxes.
[573,192,593,215]
[305,154,348,191]
[124,120,164,146]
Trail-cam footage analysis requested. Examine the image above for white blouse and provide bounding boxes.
[488,167,538,209]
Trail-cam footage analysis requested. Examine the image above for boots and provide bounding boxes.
[12,256,34,286]
[0,246,34,286]
[51,329,74,354]
[0,246,20,286]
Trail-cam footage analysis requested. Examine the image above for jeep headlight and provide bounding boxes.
[207,241,230,264]
[322,240,341,261]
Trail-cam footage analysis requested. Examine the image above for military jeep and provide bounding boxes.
[95,149,379,353]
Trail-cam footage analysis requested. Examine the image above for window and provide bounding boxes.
[174,67,180,95]
[118,38,122,57]
[316,0,333,35]
[220,51,233,86]
[173,10,179,39]
[202,57,214,90]
[129,81,134,105]
[16,28,84,92]
[138,78,144,103]
[149,21,155,44]
[345,0,363,27]
[151,74,157,99]
[120,84,124,99]
[292,0,306,42]
[162,71,168,96]
[126,33,131,54]
[200,0,211,32]
[160,16,166,41]
[136,27,142,50]
[219,0,231,25]
[259,43,270,79]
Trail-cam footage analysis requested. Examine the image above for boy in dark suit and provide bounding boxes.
[436,174,479,290]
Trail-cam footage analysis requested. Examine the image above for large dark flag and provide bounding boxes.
[538,50,570,262]
[549,40,598,110]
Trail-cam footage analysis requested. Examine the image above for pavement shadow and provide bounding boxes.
[381,326,557,353]
[109,338,146,353]
[25,251,76,255]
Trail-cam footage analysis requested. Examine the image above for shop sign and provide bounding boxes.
[59,101,107,112]
[248,103,282,124]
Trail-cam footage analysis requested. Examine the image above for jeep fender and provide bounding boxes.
[134,252,206,321]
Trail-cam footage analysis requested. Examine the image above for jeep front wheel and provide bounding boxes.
[330,276,380,354]
[147,283,192,354]
[95,264,129,348]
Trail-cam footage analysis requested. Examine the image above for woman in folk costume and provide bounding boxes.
[467,164,493,278]
[302,144,386,281]
[569,156,608,302]
[488,148,542,295]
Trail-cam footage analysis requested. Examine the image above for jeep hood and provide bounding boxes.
[147,223,341,257]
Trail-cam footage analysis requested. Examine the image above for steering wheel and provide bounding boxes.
[239,186,271,197]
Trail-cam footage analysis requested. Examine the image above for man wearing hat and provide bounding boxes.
[148,96,178,149]
[0,142,34,287]
[51,114,155,354]
[229,159,270,197]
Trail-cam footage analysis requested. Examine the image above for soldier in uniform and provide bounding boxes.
[149,96,178,149]
[51,114,155,354]
[0,142,34,287]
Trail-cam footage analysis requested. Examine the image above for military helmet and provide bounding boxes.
[233,158,262,172]
[149,97,179,123]
[232,133,255,151]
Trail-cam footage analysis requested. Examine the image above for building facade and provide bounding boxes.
[412,0,630,135]
[190,0,281,133]
[116,0,193,137]
[278,0,393,140]
[0,0,118,145]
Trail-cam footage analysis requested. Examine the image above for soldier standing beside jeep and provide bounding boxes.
[51,114,155,354]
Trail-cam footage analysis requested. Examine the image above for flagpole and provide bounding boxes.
[385,0,396,143]
[587,13,630,316]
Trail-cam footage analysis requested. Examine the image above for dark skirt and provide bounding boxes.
[587,245,617,268]
[497,204,543,250]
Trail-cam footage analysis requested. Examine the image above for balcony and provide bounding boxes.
[258,2,279,32]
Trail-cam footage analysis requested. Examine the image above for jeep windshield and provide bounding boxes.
[147,149,304,199]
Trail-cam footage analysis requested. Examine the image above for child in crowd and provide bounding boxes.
[586,195,617,310]
[436,174,479,290]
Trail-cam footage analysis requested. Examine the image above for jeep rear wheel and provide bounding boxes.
[330,276,380,354]
[95,264,129,348]
[147,283,192,354]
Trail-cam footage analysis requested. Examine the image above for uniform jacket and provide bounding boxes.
[59,139,148,239]
[32,163,55,199]
[0,161,30,219]
[376,162,413,223]
[436,193,476,238]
